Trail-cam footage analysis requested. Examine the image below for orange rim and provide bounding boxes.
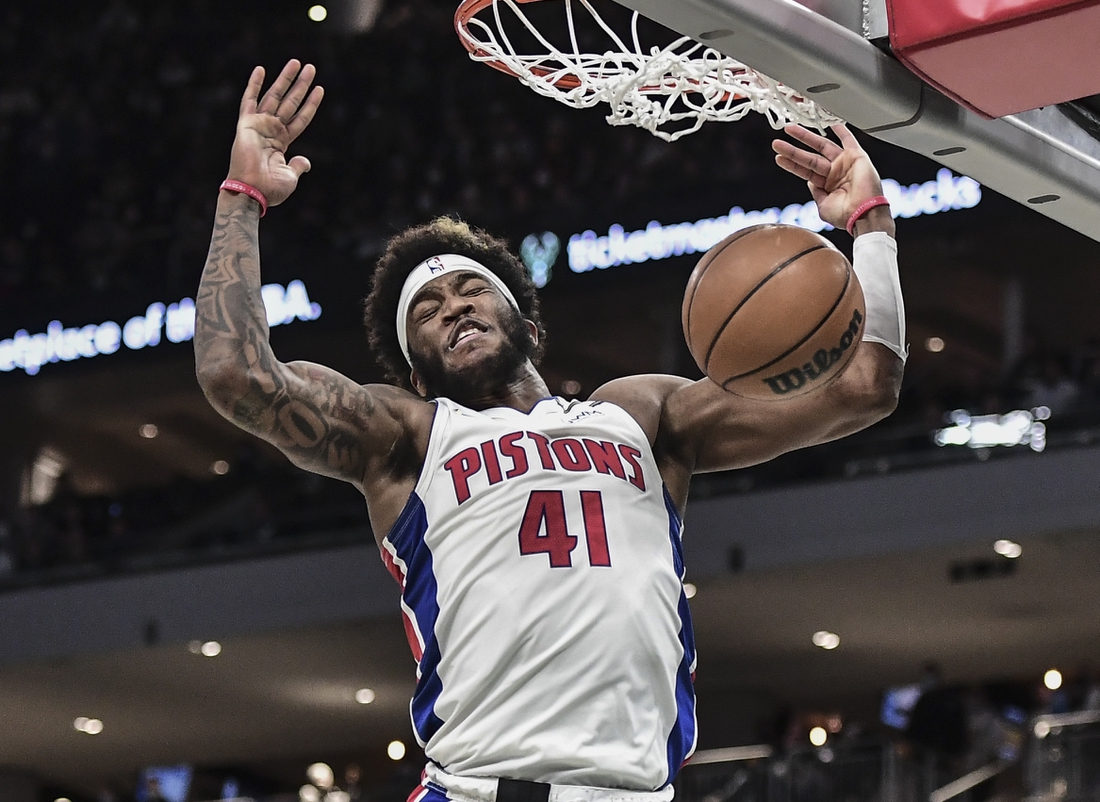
[455,0,585,90]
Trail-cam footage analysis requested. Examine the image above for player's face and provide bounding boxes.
[406,272,534,400]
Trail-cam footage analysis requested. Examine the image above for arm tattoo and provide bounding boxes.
[195,199,374,481]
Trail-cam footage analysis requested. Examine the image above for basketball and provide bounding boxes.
[681,224,865,400]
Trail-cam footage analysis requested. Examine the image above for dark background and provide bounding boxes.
[2,0,1100,800]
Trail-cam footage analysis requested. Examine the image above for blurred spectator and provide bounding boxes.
[963,688,1012,770]
[1085,670,1100,711]
[0,513,15,576]
[1074,339,1100,410]
[1036,676,1073,716]
[906,674,969,775]
[1060,662,1100,713]
[1015,352,1081,415]
[146,776,169,802]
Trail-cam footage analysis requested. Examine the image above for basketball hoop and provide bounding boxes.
[454,0,842,142]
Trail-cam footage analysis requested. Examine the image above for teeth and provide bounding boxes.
[454,327,479,347]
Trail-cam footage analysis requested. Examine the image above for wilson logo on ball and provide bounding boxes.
[760,308,863,396]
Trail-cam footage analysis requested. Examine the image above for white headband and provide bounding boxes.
[396,253,520,366]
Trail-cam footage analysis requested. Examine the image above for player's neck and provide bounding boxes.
[457,364,551,413]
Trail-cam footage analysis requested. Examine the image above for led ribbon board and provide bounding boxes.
[0,280,321,377]
[563,169,982,276]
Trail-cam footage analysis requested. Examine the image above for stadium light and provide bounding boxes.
[812,631,840,650]
[1044,669,1063,690]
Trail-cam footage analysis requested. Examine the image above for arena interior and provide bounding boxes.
[2,1,1100,801]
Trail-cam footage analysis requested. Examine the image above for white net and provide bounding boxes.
[456,0,843,142]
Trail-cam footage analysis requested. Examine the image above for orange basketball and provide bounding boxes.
[681,224,865,400]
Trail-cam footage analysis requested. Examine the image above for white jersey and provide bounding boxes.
[380,397,697,791]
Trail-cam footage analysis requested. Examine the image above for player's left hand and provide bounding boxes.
[772,123,887,233]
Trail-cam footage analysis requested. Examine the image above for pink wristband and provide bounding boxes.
[219,179,268,217]
[845,195,890,237]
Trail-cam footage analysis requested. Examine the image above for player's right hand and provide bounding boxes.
[226,60,324,208]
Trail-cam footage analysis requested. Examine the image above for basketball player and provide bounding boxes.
[196,61,905,800]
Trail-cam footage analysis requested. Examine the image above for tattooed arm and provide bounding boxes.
[196,61,427,494]
[197,194,404,486]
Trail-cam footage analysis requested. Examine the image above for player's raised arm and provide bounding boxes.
[195,61,421,490]
[597,124,905,509]
[678,124,903,461]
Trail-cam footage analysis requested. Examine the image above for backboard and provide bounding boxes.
[610,0,1100,243]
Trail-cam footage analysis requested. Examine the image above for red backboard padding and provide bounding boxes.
[886,0,1100,118]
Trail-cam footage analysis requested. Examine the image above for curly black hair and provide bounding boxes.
[364,217,547,390]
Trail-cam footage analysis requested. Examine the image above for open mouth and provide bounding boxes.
[449,319,488,350]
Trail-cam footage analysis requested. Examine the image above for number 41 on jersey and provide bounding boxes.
[518,489,611,568]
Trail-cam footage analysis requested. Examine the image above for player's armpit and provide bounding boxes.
[663,340,902,476]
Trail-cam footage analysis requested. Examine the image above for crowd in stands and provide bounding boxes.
[675,663,1100,802]
[909,344,1100,423]
[0,447,366,588]
[5,0,1100,585]
[5,341,1100,587]
[0,0,770,582]
[7,12,1100,802]
[0,0,769,316]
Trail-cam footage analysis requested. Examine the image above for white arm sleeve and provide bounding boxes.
[853,231,908,361]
